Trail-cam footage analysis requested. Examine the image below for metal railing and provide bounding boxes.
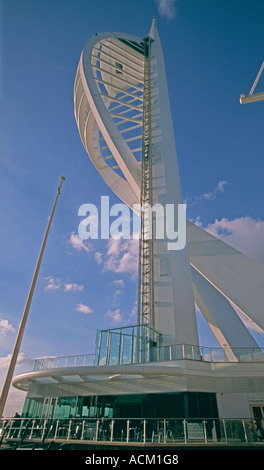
[33,354,95,371]
[32,344,264,371]
[1,417,264,446]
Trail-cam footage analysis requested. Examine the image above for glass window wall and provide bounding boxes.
[95,323,163,366]
[21,392,218,422]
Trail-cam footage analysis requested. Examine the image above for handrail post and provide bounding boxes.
[29,419,36,439]
[163,419,166,443]
[6,419,14,438]
[95,419,99,441]
[81,420,85,441]
[67,420,72,440]
[143,419,146,443]
[183,419,187,443]
[54,420,59,440]
[110,420,114,442]
[126,420,130,442]
[203,420,207,443]
[18,419,24,439]
[222,419,228,443]
[42,419,47,441]
[242,419,248,443]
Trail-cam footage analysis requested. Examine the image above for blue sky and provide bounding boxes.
[1,0,264,416]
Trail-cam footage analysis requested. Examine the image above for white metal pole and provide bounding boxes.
[0,176,66,418]
[249,61,264,95]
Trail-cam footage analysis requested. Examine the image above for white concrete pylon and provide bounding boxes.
[192,266,260,356]
[188,220,264,333]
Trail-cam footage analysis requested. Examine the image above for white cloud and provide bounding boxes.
[190,180,227,206]
[113,279,124,287]
[155,0,177,19]
[205,216,264,263]
[0,353,32,417]
[111,289,124,308]
[130,301,137,319]
[0,352,32,368]
[102,238,138,279]
[106,308,123,325]
[44,277,84,292]
[2,389,27,418]
[193,215,203,227]
[44,276,61,291]
[76,303,93,315]
[64,283,84,292]
[94,251,103,264]
[0,319,15,338]
[114,289,122,297]
[203,180,227,200]
[69,231,93,252]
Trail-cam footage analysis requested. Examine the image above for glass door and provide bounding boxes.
[41,397,57,419]
[251,405,264,440]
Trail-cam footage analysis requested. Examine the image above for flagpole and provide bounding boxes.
[0,176,66,418]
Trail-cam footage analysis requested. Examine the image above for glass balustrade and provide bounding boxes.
[32,342,264,371]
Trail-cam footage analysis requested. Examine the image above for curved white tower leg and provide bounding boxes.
[192,267,260,356]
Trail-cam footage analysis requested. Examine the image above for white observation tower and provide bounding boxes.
[74,18,264,355]
[10,20,264,431]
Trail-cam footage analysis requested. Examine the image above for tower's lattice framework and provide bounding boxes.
[137,36,154,328]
